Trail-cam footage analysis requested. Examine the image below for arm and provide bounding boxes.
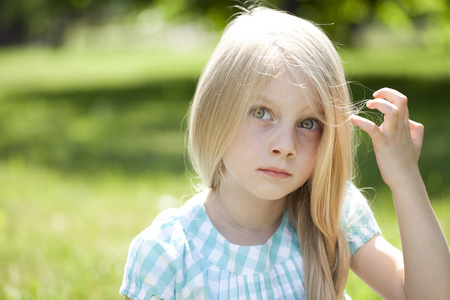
[350,88,450,300]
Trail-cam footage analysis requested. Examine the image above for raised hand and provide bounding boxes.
[349,87,450,300]
[350,88,424,188]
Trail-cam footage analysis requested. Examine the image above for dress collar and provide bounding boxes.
[180,190,300,275]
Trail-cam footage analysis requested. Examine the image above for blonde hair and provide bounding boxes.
[188,7,353,300]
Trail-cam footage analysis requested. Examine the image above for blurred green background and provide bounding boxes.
[0,0,449,299]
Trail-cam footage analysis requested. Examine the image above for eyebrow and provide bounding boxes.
[255,94,317,116]
[255,95,283,108]
[255,95,272,105]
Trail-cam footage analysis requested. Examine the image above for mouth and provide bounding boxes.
[258,167,292,179]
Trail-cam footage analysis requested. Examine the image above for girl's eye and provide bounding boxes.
[299,118,320,130]
[250,107,271,120]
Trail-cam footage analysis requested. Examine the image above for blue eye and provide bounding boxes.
[299,119,320,130]
[250,107,271,120]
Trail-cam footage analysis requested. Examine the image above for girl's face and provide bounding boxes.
[220,74,322,202]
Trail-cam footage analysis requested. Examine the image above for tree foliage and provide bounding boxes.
[0,0,449,47]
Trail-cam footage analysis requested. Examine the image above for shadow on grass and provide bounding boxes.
[0,76,448,196]
[0,78,196,177]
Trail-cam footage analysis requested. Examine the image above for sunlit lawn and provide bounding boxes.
[0,46,448,299]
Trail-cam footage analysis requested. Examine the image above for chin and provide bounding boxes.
[252,188,293,201]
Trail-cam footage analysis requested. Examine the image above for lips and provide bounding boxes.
[258,167,292,179]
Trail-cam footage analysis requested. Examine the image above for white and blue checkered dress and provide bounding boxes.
[120,184,381,299]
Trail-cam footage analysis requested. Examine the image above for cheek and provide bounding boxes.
[222,127,256,163]
[307,136,322,167]
[229,124,261,150]
[298,135,321,174]
[300,132,321,153]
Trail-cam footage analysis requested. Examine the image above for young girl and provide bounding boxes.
[120,7,450,300]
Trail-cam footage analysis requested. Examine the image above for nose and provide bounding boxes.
[269,126,297,158]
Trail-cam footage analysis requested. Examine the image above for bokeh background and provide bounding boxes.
[0,0,449,299]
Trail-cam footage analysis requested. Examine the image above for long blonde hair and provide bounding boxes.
[188,7,353,299]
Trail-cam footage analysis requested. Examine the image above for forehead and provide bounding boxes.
[256,73,320,114]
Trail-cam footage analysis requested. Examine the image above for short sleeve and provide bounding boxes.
[120,209,184,300]
[341,183,382,256]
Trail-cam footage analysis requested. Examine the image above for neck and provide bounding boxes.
[205,186,287,246]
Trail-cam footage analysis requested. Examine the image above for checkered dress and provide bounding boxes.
[120,184,381,299]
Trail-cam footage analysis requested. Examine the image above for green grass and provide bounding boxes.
[0,45,448,299]
[0,161,192,299]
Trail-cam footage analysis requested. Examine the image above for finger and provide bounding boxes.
[409,120,424,158]
[366,99,400,133]
[373,88,409,121]
[349,115,384,142]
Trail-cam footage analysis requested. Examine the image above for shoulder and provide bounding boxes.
[132,206,185,260]
[120,194,206,299]
[341,182,375,224]
[136,208,186,262]
[120,208,184,299]
[341,183,382,256]
[142,208,183,244]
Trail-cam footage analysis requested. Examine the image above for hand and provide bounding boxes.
[350,88,424,188]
